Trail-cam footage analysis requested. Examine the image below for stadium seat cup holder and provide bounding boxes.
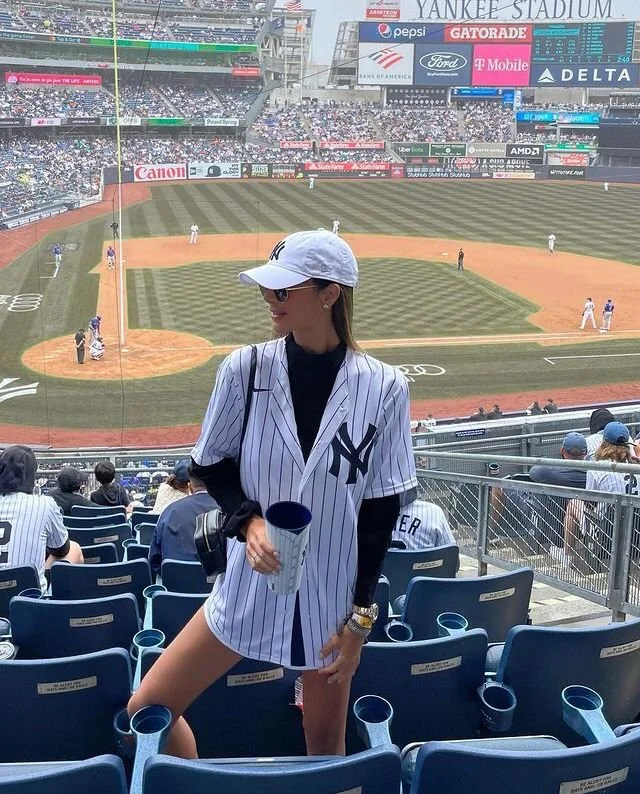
[477,682,517,733]
[130,628,166,690]
[437,612,469,638]
[0,617,11,638]
[17,588,44,599]
[114,704,172,794]
[384,619,414,643]
[353,695,394,748]
[562,685,616,744]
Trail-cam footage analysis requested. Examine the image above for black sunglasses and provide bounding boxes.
[259,285,316,303]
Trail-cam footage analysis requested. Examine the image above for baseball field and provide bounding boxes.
[1,178,639,448]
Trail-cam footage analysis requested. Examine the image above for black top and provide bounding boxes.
[48,488,94,516]
[90,483,130,508]
[75,332,85,348]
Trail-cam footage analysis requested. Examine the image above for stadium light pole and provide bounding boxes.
[110,0,126,350]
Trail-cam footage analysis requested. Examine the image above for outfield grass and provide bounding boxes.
[0,180,638,434]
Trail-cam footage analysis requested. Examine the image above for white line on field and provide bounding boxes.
[544,352,640,366]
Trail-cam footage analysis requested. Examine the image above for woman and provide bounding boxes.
[128,230,416,757]
[150,459,190,515]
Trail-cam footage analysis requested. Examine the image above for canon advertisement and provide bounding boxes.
[188,162,241,179]
[134,163,187,182]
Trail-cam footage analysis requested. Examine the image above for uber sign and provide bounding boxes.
[532,63,639,87]
[505,143,543,162]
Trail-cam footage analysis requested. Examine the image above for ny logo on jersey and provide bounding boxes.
[329,422,377,485]
[0,378,39,404]
[270,241,286,261]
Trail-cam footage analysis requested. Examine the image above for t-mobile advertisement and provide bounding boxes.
[471,44,531,87]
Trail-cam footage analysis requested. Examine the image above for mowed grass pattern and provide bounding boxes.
[122,181,640,264]
[128,258,538,345]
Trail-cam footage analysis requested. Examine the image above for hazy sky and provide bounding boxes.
[279,0,364,64]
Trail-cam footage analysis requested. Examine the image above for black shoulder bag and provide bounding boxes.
[194,345,257,577]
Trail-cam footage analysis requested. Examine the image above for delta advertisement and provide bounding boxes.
[4,71,102,87]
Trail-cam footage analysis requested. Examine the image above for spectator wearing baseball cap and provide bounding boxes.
[48,466,93,516]
[529,432,587,489]
[150,459,191,515]
[585,407,615,460]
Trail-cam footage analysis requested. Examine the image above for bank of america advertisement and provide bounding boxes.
[399,0,638,21]
[358,43,415,84]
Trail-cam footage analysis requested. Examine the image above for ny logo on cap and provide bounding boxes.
[270,241,286,261]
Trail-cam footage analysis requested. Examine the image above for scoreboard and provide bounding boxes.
[532,22,636,64]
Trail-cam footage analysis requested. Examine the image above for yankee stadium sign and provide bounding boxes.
[400,0,633,21]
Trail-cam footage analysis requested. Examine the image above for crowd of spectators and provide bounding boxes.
[375,107,460,142]
[0,86,112,117]
[252,105,309,143]
[462,102,514,142]
[214,86,261,116]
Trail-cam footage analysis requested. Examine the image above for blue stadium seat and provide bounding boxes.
[0,649,132,762]
[64,514,127,529]
[160,560,212,594]
[0,565,39,617]
[149,592,206,644]
[347,630,488,752]
[66,526,132,560]
[383,545,459,602]
[493,621,640,746]
[407,729,640,794]
[399,568,533,643]
[80,544,119,565]
[136,523,157,546]
[50,559,152,613]
[71,505,126,520]
[0,755,127,794]
[131,512,158,532]
[141,651,306,757]
[142,748,401,794]
[124,543,151,563]
[10,594,140,658]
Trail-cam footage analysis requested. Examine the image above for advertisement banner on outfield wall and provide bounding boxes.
[506,143,544,161]
[0,117,24,127]
[104,116,142,126]
[466,142,507,157]
[242,163,271,178]
[406,165,486,178]
[103,165,135,185]
[63,117,101,126]
[5,71,101,87]
[358,43,415,85]
[393,142,430,157]
[472,44,531,86]
[188,162,241,179]
[204,117,240,127]
[547,151,590,166]
[319,141,386,150]
[30,117,62,126]
[398,0,638,21]
[280,140,313,149]
[365,0,401,20]
[549,166,586,179]
[272,164,305,179]
[445,24,532,43]
[391,164,406,177]
[304,162,391,178]
[430,143,467,156]
[134,163,187,182]
[493,171,536,179]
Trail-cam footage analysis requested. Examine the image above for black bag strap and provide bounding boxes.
[237,344,257,468]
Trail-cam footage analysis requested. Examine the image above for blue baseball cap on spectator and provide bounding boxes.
[602,422,630,446]
[173,459,191,484]
[562,432,587,456]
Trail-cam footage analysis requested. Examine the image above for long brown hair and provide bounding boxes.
[313,279,360,351]
[595,441,631,464]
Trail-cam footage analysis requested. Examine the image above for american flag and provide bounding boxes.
[285,1,303,10]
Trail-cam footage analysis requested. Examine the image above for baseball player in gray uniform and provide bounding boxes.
[580,297,596,330]
[0,446,83,590]
[128,230,417,758]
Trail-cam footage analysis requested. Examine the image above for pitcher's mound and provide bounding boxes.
[22,329,215,381]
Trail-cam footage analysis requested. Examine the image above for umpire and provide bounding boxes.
[74,328,86,364]
[457,248,464,271]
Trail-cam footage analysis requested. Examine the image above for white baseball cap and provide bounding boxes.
[239,229,358,290]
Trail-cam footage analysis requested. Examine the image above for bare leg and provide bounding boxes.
[301,668,351,755]
[564,500,583,556]
[127,607,241,758]
[46,540,84,568]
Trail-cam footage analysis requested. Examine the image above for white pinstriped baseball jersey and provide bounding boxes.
[392,500,454,551]
[0,493,68,590]
[192,338,417,669]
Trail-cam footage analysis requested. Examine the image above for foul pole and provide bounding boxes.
[110,0,126,349]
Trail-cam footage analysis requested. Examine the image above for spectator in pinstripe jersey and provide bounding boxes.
[0,446,84,591]
[392,493,455,551]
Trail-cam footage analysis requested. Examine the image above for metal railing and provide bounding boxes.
[416,449,640,622]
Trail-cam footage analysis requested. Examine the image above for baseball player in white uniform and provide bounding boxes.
[580,297,596,330]
[604,182,609,192]
[548,234,556,254]
[332,218,340,235]
[309,176,315,190]
[189,223,199,244]
[392,498,454,551]
[0,446,83,590]
[129,229,417,758]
